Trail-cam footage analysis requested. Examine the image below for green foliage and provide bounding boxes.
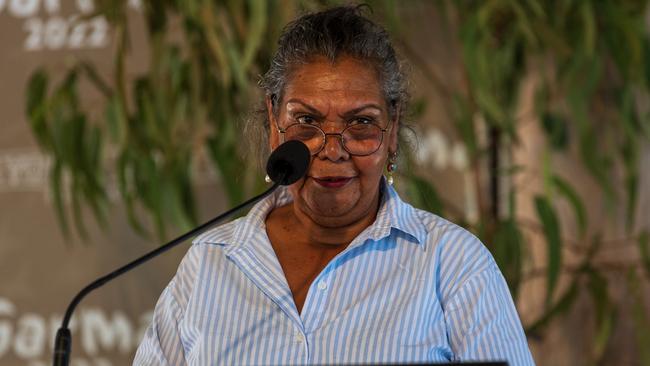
[27,67,109,238]
[492,218,523,298]
[551,175,587,238]
[425,0,649,362]
[526,278,579,336]
[627,269,650,366]
[586,267,616,363]
[26,0,321,239]
[540,113,569,150]
[534,195,562,306]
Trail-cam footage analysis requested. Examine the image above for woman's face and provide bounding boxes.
[268,56,399,228]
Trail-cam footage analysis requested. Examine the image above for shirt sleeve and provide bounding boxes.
[133,245,201,366]
[443,261,535,366]
[133,283,187,365]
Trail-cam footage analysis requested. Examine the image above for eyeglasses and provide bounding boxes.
[276,121,391,156]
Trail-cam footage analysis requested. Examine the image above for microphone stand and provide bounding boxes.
[52,180,282,366]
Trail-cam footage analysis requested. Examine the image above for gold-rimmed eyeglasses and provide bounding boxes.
[276,120,391,156]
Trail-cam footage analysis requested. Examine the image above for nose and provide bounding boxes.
[317,132,349,161]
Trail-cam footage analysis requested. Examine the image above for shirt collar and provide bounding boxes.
[193,178,427,251]
[358,179,427,249]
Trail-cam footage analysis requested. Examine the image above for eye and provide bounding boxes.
[349,116,376,125]
[296,115,318,125]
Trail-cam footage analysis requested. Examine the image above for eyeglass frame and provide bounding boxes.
[274,118,393,157]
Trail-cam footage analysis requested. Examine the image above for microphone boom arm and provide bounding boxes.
[53,181,282,366]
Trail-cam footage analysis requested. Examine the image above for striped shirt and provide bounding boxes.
[134,183,535,365]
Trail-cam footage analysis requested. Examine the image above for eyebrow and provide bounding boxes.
[340,104,383,119]
[285,99,383,119]
[285,99,325,118]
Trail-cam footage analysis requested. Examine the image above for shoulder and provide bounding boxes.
[386,185,494,278]
[413,207,492,263]
[165,218,246,305]
[182,218,244,269]
[182,217,249,275]
[411,208,498,300]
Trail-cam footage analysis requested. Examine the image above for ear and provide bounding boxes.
[266,95,280,151]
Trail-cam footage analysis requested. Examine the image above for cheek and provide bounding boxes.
[287,162,311,196]
[356,155,387,179]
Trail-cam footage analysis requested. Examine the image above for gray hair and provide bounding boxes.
[245,5,410,165]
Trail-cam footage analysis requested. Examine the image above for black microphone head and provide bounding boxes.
[266,140,310,185]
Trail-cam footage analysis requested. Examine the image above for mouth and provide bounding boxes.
[312,176,354,188]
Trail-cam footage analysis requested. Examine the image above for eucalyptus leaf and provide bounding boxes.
[541,112,569,150]
[203,10,232,86]
[26,69,50,148]
[50,162,70,238]
[493,219,523,298]
[452,95,478,156]
[71,177,89,240]
[586,268,615,363]
[534,195,562,307]
[106,96,126,145]
[644,37,650,88]
[241,0,267,70]
[627,269,650,366]
[620,90,641,231]
[117,151,149,237]
[207,135,244,206]
[579,1,596,56]
[526,280,579,335]
[79,61,112,97]
[551,175,587,237]
[508,1,536,45]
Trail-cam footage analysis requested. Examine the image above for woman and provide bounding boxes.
[134,6,534,366]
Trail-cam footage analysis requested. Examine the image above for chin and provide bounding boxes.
[291,178,379,226]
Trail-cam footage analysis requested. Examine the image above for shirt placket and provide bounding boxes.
[225,241,314,363]
[300,259,346,364]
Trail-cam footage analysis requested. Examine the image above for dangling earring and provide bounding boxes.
[386,152,397,185]
[265,174,272,183]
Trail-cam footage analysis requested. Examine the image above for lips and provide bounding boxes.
[312,176,354,188]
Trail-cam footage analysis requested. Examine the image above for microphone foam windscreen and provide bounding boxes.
[266,140,310,185]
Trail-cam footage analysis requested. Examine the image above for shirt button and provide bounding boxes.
[295,333,305,343]
[317,280,327,290]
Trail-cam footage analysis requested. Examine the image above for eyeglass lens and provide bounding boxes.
[283,124,383,155]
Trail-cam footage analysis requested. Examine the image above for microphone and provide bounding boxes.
[266,140,311,185]
[52,140,310,366]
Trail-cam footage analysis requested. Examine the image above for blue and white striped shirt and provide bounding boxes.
[134,183,535,365]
